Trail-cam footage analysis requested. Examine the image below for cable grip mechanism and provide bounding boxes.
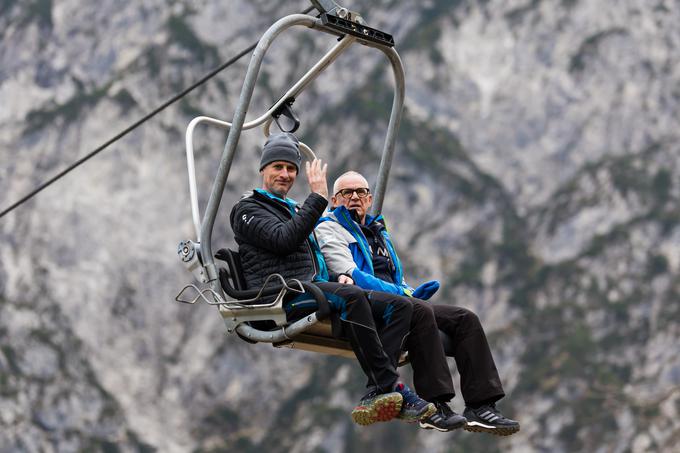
[272,98,300,133]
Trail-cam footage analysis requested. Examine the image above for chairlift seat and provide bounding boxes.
[215,248,356,358]
[215,248,417,365]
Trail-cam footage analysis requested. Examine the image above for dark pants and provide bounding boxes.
[286,282,412,393]
[408,301,505,406]
[365,291,454,400]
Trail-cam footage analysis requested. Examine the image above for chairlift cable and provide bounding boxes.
[0,5,315,220]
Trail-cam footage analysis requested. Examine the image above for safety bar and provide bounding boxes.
[218,273,304,306]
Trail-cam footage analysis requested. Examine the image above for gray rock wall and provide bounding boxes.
[1,1,679,452]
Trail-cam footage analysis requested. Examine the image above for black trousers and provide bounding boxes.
[408,301,506,406]
[286,282,412,393]
[365,291,454,400]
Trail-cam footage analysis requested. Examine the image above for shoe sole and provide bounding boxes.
[464,421,520,436]
[397,402,437,423]
[351,393,403,426]
[419,418,466,432]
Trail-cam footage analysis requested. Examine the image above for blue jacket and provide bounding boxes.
[316,206,414,296]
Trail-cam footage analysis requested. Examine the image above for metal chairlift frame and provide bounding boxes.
[177,4,405,358]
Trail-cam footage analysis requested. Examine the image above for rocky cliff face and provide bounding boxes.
[1,1,679,452]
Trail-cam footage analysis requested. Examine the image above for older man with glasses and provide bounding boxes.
[315,171,520,435]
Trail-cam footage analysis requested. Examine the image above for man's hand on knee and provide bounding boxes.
[338,274,354,285]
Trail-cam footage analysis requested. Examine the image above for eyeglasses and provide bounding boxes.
[335,188,370,199]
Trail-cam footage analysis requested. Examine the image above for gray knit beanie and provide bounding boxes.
[259,132,302,172]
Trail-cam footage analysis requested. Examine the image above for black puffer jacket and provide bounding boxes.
[229,190,328,290]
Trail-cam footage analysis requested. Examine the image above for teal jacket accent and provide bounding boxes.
[316,206,413,295]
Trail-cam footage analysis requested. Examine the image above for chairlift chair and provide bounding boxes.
[175,1,406,360]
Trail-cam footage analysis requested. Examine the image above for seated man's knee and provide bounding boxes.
[460,307,482,328]
[402,298,414,317]
[412,299,436,323]
[332,284,369,309]
[387,297,412,328]
[391,295,413,316]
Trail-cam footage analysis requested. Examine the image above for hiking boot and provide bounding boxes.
[351,389,403,426]
[419,401,467,432]
[394,383,436,422]
[463,404,520,436]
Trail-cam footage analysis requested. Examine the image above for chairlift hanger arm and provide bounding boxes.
[272,98,300,133]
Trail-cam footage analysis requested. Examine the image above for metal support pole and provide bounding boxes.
[369,47,406,216]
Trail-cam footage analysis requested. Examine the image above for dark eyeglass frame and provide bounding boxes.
[335,187,371,199]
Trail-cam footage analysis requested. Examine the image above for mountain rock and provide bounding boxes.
[2,0,679,451]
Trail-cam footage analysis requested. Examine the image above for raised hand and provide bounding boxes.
[306,158,328,199]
